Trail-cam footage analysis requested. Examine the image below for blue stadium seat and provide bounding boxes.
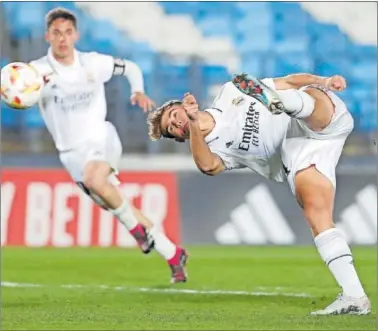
[308,22,340,38]
[195,2,236,19]
[349,86,376,101]
[270,2,309,26]
[359,101,377,132]
[312,34,350,56]
[1,103,20,128]
[197,17,232,38]
[1,58,8,68]
[7,2,46,38]
[86,19,122,56]
[235,2,271,15]
[155,64,191,101]
[160,1,197,15]
[234,15,272,35]
[351,61,377,85]
[202,65,230,85]
[241,56,265,78]
[315,58,350,77]
[127,42,156,74]
[23,106,45,128]
[236,31,273,53]
[265,53,314,77]
[1,1,19,18]
[349,45,377,61]
[274,36,310,53]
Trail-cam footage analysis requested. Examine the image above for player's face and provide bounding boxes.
[161,105,190,140]
[46,19,78,59]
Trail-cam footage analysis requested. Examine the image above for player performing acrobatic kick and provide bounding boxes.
[147,72,371,314]
[29,7,188,283]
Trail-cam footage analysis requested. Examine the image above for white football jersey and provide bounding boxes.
[30,48,115,151]
[205,79,291,182]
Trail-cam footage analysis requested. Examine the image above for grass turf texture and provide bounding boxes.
[2,246,376,330]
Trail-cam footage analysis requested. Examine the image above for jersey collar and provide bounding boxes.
[47,48,80,70]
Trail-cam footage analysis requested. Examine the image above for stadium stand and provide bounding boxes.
[0,1,376,153]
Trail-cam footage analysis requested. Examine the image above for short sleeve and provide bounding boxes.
[261,78,276,90]
[84,52,114,83]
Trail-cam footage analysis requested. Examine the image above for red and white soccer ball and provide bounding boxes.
[1,62,44,110]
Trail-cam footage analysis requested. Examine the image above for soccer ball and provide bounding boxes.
[1,62,44,110]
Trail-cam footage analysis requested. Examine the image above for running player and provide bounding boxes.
[147,72,371,313]
[29,7,188,283]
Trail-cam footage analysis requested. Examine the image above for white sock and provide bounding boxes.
[314,228,366,298]
[111,200,138,230]
[276,89,315,119]
[149,226,177,261]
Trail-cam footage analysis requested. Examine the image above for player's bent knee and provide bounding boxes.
[83,162,111,192]
[83,170,106,192]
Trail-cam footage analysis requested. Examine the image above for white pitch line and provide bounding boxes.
[1,281,312,298]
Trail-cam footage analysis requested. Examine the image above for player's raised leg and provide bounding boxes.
[82,160,188,283]
[232,73,342,132]
[295,166,371,316]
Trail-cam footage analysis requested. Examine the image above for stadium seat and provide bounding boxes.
[23,106,45,129]
[1,104,19,128]
[350,61,377,85]
[7,2,46,38]
[315,58,351,78]
[240,56,265,79]
[349,44,377,61]
[196,17,232,38]
[359,101,377,132]
[159,1,197,15]
[2,1,377,133]
[236,31,273,53]
[1,1,19,18]
[201,65,231,85]
[195,1,236,19]
[265,53,314,77]
[274,36,310,54]
[271,2,309,26]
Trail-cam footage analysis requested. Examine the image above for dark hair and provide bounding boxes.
[45,7,77,29]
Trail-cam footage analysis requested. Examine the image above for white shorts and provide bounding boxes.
[59,121,122,183]
[281,91,354,195]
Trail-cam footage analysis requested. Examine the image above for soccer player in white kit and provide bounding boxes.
[29,8,188,283]
[147,73,371,314]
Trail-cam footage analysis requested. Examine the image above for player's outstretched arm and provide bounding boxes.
[90,53,155,112]
[273,74,346,92]
[183,93,225,176]
[113,58,155,112]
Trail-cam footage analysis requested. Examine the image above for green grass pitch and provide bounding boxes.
[2,246,376,330]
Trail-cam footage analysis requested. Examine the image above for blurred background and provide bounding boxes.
[0,1,377,248]
[0,1,377,161]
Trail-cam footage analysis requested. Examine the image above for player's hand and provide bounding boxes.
[182,92,199,122]
[324,75,347,92]
[131,92,156,112]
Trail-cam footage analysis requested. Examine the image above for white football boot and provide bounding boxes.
[310,293,371,316]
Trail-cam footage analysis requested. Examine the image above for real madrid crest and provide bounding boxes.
[232,96,245,106]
